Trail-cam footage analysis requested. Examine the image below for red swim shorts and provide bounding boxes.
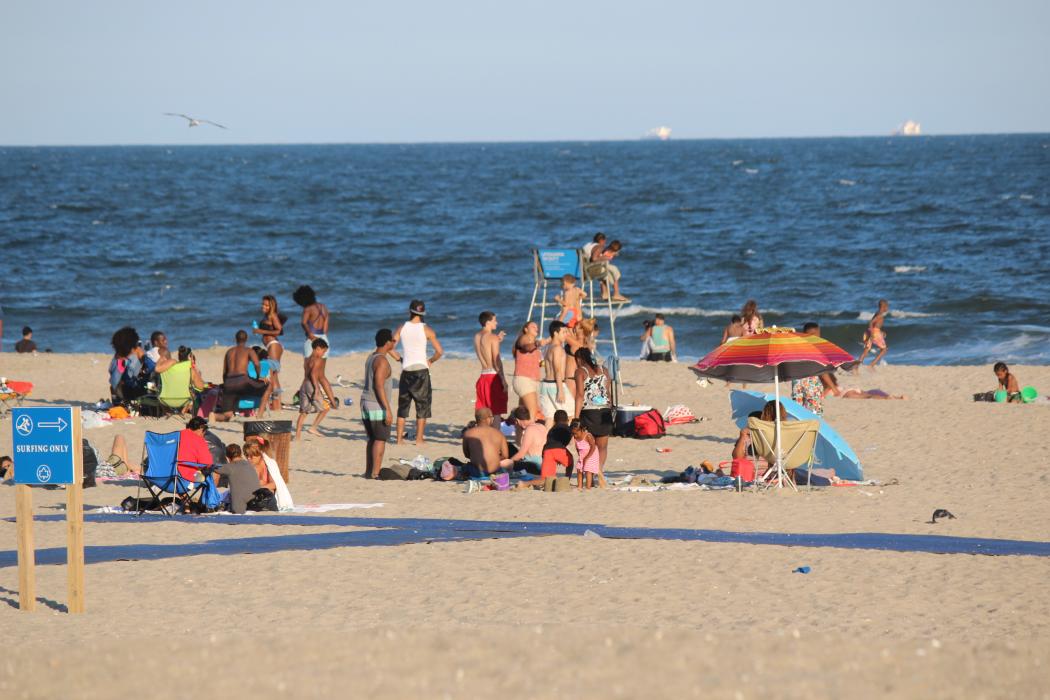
[475,373,508,414]
[541,447,571,478]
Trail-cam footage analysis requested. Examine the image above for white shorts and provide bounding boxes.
[512,375,540,398]
[538,380,574,420]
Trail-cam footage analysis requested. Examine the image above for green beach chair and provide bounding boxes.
[140,361,194,417]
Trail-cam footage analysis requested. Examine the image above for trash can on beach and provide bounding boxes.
[243,420,293,483]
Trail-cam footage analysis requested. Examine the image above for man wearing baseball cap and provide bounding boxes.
[390,300,443,445]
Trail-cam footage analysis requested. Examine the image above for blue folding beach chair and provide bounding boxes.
[136,431,220,516]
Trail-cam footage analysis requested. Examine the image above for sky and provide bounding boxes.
[2,0,1048,145]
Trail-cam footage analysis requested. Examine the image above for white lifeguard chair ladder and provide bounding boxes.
[526,248,626,403]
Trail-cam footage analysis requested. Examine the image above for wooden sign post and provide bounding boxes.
[11,406,85,614]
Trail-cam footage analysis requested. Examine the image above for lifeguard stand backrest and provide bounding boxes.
[534,249,583,282]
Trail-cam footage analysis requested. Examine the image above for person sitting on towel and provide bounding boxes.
[217,447,265,514]
[461,407,509,478]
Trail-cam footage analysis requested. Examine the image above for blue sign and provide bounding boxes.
[11,407,76,485]
[537,249,582,280]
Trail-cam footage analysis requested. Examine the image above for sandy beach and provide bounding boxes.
[2,350,1049,698]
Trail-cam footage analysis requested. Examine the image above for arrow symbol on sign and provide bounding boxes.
[38,417,68,432]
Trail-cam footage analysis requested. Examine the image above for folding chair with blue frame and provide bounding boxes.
[137,431,221,516]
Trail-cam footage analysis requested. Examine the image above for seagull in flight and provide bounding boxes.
[163,113,228,129]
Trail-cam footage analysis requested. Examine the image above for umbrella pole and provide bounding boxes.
[774,370,784,488]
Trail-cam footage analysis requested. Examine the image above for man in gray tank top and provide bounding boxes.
[362,328,397,479]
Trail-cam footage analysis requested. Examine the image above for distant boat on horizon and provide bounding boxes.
[643,126,672,141]
[892,120,922,136]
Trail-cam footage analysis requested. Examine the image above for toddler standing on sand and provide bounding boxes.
[571,420,600,489]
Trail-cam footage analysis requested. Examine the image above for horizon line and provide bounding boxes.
[1,129,1048,149]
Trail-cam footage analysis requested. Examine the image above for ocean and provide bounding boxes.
[1,135,1048,365]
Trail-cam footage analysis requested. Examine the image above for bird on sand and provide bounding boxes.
[163,113,228,129]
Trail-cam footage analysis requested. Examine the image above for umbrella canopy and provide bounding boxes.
[729,390,863,481]
[693,328,854,383]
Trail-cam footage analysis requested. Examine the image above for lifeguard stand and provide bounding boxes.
[526,248,626,402]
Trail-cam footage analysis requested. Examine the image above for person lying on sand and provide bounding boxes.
[825,372,906,400]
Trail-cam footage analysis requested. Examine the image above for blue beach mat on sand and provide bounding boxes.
[3,514,1049,567]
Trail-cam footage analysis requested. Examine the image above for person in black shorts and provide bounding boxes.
[361,329,396,479]
[572,347,613,487]
[391,300,443,445]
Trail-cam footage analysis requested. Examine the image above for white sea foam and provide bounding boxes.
[838,179,856,186]
[590,305,734,319]
[893,265,927,273]
[745,168,758,174]
[1019,194,1034,200]
[857,309,940,321]
[732,160,743,166]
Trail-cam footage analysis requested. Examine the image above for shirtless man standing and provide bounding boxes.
[213,330,268,421]
[473,311,508,427]
[461,407,509,477]
[538,321,574,428]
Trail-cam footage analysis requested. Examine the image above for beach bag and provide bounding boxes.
[633,409,666,439]
[245,488,278,512]
[663,404,698,424]
[81,439,99,480]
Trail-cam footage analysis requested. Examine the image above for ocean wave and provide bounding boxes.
[893,265,927,274]
[590,305,734,319]
[857,310,940,320]
[838,179,856,186]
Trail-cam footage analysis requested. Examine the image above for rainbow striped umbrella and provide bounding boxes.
[693,328,854,384]
[694,328,854,488]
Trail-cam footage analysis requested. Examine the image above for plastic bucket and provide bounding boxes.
[994,390,1008,403]
[1021,386,1038,403]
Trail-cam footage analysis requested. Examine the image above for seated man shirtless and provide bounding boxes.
[500,405,549,474]
[213,330,268,422]
[461,407,509,478]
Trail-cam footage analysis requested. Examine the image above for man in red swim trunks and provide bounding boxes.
[473,311,508,426]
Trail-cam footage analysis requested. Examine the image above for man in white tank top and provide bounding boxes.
[390,300,443,445]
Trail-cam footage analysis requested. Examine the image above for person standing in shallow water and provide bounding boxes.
[293,285,329,361]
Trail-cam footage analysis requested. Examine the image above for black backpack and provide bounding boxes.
[245,488,278,512]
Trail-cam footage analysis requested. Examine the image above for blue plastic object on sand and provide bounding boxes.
[793,566,811,574]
